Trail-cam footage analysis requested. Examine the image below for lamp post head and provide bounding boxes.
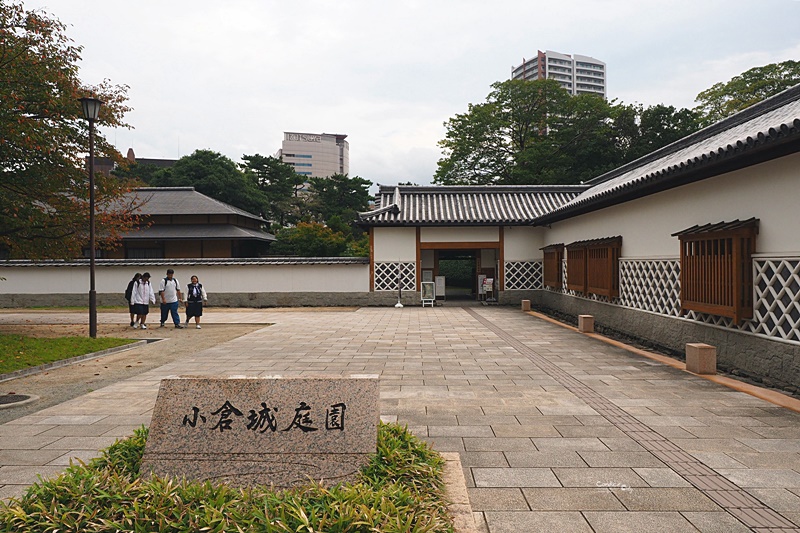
[79,96,103,122]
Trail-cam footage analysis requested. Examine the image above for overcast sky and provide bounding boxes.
[26,0,800,189]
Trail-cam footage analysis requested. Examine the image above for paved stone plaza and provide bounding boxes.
[1,306,799,532]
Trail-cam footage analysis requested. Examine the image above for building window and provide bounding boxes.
[567,237,622,297]
[673,218,758,324]
[566,244,586,295]
[126,248,164,259]
[81,248,104,259]
[541,244,564,289]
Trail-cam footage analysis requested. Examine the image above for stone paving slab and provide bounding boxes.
[0,307,799,532]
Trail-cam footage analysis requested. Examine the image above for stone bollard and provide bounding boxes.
[685,343,717,375]
[578,315,594,333]
[521,300,531,312]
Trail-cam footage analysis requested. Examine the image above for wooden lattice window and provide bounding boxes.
[541,244,564,289]
[587,238,622,298]
[567,237,622,297]
[673,218,758,324]
[566,243,587,294]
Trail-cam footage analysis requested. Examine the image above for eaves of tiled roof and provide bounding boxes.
[358,185,587,226]
[535,83,800,226]
[121,224,275,242]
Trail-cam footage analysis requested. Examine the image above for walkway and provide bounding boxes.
[1,307,799,532]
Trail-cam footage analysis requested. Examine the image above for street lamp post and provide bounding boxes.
[79,96,103,338]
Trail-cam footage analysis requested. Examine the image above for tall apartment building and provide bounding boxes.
[276,132,349,178]
[512,50,606,98]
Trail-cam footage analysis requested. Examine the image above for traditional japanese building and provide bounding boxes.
[359,83,800,390]
[109,187,274,259]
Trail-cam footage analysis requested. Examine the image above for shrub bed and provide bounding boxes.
[0,423,454,533]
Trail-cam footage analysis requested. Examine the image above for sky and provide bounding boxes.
[25,0,800,190]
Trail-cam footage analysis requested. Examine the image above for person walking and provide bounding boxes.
[131,272,156,329]
[184,275,208,329]
[159,268,184,329]
[124,273,141,327]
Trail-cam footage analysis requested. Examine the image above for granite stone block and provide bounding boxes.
[686,343,716,374]
[141,375,379,488]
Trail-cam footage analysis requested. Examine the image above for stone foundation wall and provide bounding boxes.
[539,291,800,393]
[498,290,540,306]
[1,292,422,309]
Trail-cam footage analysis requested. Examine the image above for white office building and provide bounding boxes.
[276,132,349,178]
[512,50,606,98]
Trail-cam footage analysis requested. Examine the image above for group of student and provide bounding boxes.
[123,269,208,330]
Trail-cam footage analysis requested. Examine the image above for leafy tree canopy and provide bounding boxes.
[240,154,305,228]
[147,150,267,216]
[307,173,372,237]
[0,2,138,259]
[694,60,800,126]
[434,78,703,185]
[270,222,348,257]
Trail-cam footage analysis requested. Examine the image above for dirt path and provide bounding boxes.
[0,321,267,424]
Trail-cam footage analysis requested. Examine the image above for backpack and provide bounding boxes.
[124,280,135,302]
[162,277,178,292]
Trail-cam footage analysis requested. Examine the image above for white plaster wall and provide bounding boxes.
[504,226,546,261]
[0,263,369,295]
[420,226,499,243]
[545,154,800,258]
[373,227,417,261]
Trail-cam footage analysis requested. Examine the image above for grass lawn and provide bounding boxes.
[0,334,136,374]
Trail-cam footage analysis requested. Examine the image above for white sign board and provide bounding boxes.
[421,282,435,307]
[435,276,446,300]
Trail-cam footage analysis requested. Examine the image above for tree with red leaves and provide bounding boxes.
[0,2,141,259]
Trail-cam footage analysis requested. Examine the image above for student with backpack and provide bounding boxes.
[184,275,208,329]
[159,269,184,329]
[124,273,141,327]
[131,272,156,329]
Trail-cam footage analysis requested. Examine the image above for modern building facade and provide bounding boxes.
[512,50,606,97]
[276,132,349,178]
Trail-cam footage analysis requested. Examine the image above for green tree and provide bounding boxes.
[542,93,627,184]
[270,222,348,257]
[345,234,370,257]
[240,154,305,227]
[148,150,266,216]
[0,2,138,259]
[435,77,707,186]
[695,60,800,126]
[617,103,702,162]
[434,78,571,185]
[306,174,372,237]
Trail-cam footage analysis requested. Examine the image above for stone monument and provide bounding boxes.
[141,375,380,488]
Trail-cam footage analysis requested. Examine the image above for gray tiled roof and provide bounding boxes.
[671,217,758,237]
[359,185,586,226]
[537,83,800,224]
[122,224,275,242]
[127,187,266,222]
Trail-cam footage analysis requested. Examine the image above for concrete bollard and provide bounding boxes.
[578,315,594,333]
[521,300,531,312]
[685,343,717,375]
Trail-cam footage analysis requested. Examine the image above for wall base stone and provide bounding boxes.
[1,292,423,309]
